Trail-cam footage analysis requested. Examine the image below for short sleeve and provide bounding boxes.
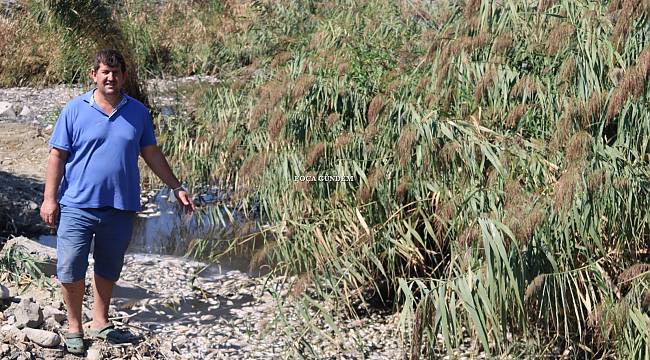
[49,105,73,152]
[140,111,157,148]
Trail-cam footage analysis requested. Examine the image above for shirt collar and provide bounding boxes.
[84,88,129,115]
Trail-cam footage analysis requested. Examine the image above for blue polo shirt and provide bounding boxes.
[49,89,157,211]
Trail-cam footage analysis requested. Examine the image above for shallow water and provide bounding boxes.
[37,188,253,272]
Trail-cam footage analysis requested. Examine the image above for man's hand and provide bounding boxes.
[173,188,196,213]
[141,145,196,214]
[40,199,59,228]
[42,147,68,228]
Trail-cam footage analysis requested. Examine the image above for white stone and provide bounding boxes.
[0,344,9,356]
[14,298,43,329]
[0,102,16,118]
[86,347,103,360]
[22,328,60,347]
[19,105,31,116]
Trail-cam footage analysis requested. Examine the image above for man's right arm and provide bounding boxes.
[40,148,68,227]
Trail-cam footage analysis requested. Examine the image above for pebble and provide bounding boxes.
[86,347,103,360]
[14,298,43,329]
[42,305,66,323]
[22,328,60,347]
[0,101,16,118]
[2,325,27,343]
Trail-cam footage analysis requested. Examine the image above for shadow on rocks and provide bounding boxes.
[0,170,48,245]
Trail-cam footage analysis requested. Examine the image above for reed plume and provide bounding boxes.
[558,57,576,84]
[566,131,592,162]
[510,75,537,99]
[305,142,326,169]
[475,67,496,103]
[505,104,527,128]
[525,274,547,304]
[491,34,513,54]
[367,94,385,125]
[580,92,604,129]
[545,22,574,55]
[606,67,645,122]
[587,168,609,191]
[396,178,409,204]
[291,74,316,103]
[267,111,286,139]
[553,164,583,212]
[396,127,417,167]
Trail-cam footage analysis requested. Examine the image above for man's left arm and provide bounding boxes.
[140,144,195,213]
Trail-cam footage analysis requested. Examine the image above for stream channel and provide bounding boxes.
[36,188,261,326]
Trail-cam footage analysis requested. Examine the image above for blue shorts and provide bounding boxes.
[56,205,135,283]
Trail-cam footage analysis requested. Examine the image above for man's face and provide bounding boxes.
[91,63,126,97]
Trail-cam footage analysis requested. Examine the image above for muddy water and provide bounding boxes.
[35,188,258,324]
[37,188,254,270]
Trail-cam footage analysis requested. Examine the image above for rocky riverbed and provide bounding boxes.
[0,79,419,359]
[0,78,493,359]
[1,237,411,359]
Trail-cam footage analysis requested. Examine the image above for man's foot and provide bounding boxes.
[63,332,85,354]
[87,322,137,344]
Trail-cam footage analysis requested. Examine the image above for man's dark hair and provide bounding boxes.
[93,49,126,73]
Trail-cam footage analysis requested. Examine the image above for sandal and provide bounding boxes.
[63,332,85,354]
[87,323,136,344]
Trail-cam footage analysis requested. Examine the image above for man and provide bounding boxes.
[39,49,194,354]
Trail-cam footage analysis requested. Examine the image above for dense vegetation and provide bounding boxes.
[2,0,650,357]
